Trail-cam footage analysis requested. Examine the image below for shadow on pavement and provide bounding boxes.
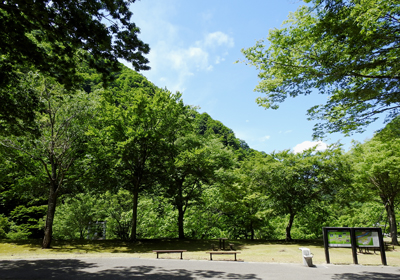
[332,272,400,280]
[0,259,262,279]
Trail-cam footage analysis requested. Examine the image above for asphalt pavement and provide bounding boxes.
[1,257,400,279]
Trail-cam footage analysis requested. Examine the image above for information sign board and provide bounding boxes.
[327,230,351,247]
[355,230,380,247]
[323,227,386,266]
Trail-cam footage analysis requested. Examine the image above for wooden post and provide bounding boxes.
[377,228,387,266]
[323,228,330,264]
[350,228,358,265]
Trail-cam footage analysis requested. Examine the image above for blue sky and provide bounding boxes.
[128,0,384,154]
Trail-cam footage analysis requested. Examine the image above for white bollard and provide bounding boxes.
[299,247,313,267]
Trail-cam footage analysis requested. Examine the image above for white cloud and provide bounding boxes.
[130,1,235,96]
[293,141,327,154]
[168,47,210,72]
[215,56,225,64]
[203,31,235,48]
[279,130,293,134]
[201,11,213,22]
[261,135,271,142]
[147,31,233,93]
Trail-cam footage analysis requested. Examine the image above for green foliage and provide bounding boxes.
[241,0,400,138]
[87,70,194,240]
[218,156,271,240]
[53,193,101,240]
[6,223,32,240]
[160,132,236,239]
[3,49,398,244]
[0,214,10,238]
[328,202,386,229]
[98,190,133,240]
[182,187,225,239]
[350,137,400,244]
[9,205,46,239]
[2,204,46,240]
[53,190,181,240]
[0,0,150,87]
[375,116,400,141]
[0,67,42,136]
[252,146,351,240]
[193,112,254,161]
[1,0,149,136]
[0,73,99,247]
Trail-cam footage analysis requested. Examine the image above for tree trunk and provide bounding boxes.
[42,186,57,248]
[250,220,255,240]
[131,188,139,241]
[285,213,295,241]
[177,182,185,239]
[385,200,399,245]
[177,204,185,239]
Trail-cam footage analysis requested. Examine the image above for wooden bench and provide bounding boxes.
[358,243,395,254]
[358,246,378,254]
[153,250,187,259]
[385,242,395,251]
[206,251,241,261]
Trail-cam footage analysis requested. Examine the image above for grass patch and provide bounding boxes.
[0,238,399,266]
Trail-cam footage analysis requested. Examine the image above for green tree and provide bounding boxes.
[219,155,271,240]
[1,0,149,135]
[0,214,9,238]
[88,80,191,240]
[182,186,226,239]
[194,112,241,150]
[257,146,350,241]
[350,138,400,245]
[161,133,235,239]
[241,0,400,138]
[0,145,49,239]
[99,190,133,240]
[0,74,98,248]
[53,193,100,240]
[375,116,400,141]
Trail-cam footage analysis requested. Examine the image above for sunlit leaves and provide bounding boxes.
[241,0,400,138]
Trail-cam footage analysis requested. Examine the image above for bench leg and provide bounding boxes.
[157,253,159,259]
[180,252,183,259]
[210,253,213,261]
[234,253,237,261]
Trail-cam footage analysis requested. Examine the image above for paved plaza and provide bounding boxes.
[1,257,400,279]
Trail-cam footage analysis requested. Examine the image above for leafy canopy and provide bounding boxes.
[350,137,400,245]
[0,0,150,85]
[0,0,149,135]
[241,0,400,138]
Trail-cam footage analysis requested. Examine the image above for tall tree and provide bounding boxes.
[219,155,271,240]
[241,0,400,138]
[0,73,97,248]
[1,0,149,135]
[161,133,235,239]
[88,79,191,240]
[350,138,400,245]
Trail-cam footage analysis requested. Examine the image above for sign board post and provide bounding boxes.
[322,227,387,266]
[350,228,358,265]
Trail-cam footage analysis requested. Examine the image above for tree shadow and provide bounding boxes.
[0,259,262,279]
[332,272,400,280]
